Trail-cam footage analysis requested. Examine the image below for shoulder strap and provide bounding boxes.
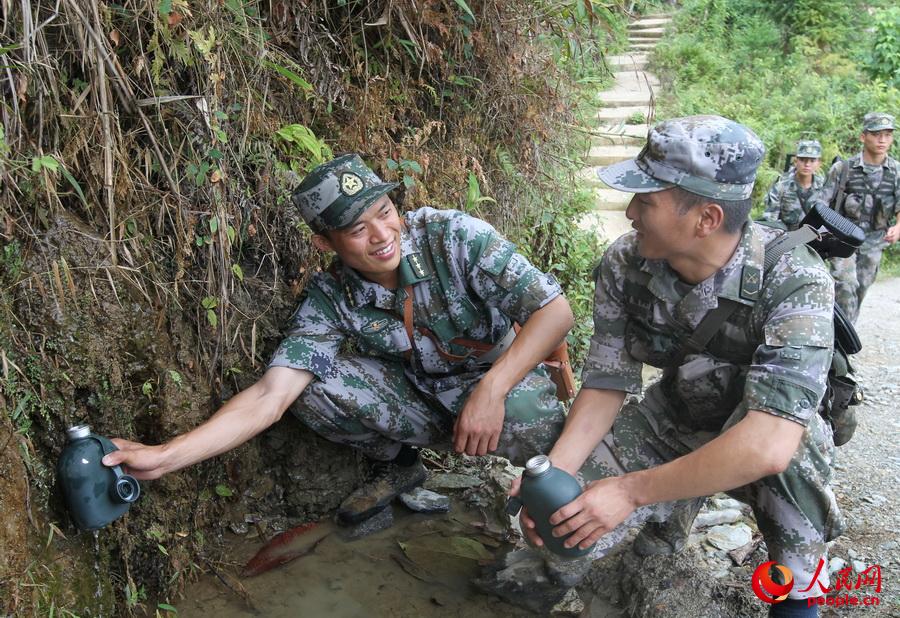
[833,159,851,212]
[677,225,819,358]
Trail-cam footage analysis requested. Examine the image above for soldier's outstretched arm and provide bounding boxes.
[102,366,315,480]
[545,409,805,551]
[453,295,574,456]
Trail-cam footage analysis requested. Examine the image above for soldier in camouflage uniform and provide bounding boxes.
[761,140,824,230]
[506,117,841,618]
[811,112,900,323]
[103,154,572,527]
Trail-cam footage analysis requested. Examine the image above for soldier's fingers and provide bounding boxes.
[563,519,603,549]
[552,510,590,538]
[549,497,583,525]
[487,430,500,454]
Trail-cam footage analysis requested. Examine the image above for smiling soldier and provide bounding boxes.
[502,116,842,617]
[103,154,573,529]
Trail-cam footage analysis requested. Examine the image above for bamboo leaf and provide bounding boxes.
[262,59,313,92]
[454,0,475,22]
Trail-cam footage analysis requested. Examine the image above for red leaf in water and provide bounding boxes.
[241,522,331,577]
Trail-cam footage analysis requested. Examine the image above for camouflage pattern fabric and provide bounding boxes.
[568,221,841,599]
[862,112,894,132]
[761,169,824,231]
[291,154,398,233]
[795,140,822,158]
[295,356,564,465]
[813,153,899,322]
[269,207,566,462]
[598,115,765,200]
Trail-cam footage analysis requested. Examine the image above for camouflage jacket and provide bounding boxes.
[761,169,824,230]
[583,222,834,430]
[812,153,899,233]
[269,207,562,390]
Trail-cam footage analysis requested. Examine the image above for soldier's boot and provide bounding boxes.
[474,547,586,614]
[336,446,427,526]
[633,497,705,557]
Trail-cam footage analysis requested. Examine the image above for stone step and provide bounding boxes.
[590,123,649,146]
[607,53,648,71]
[577,211,634,244]
[630,18,672,29]
[585,144,642,166]
[592,188,633,211]
[628,28,666,41]
[629,43,658,51]
[595,105,653,124]
[641,13,674,19]
[613,71,659,88]
[598,90,653,108]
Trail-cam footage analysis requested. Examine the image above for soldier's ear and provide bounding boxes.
[312,233,335,253]
[696,202,725,237]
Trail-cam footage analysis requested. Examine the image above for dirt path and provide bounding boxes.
[822,277,900,616]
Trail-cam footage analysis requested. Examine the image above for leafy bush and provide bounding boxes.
[652,0,900,207]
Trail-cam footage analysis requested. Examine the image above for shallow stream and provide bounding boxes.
[176,500,534,617]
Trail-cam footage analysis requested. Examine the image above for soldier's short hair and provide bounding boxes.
[671,186,752,235]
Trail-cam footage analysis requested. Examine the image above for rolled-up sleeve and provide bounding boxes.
[743,264,834,425]
[581,242,642,392]
[268,285,345,382]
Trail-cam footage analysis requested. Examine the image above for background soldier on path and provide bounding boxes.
[812,112,899,323]
[103,154,573,527]
[761,139,824,230]
[508,116,841,618]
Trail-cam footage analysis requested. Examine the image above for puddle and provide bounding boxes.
[176,501,535,617]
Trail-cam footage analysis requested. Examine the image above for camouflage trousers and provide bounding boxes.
[549,385,844,600]
[292,355,566,466]
[829,230,886,323]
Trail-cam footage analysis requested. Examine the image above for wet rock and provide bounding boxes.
[399,487,451,514]
[551,588,585,615]
[230,522,249,535]
[694,508,742,529]
[337,506,394,540]
[424,473,483,490]
[705,523,753,551]
[473,548,566,614]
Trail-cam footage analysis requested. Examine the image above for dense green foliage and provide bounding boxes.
[652,0,900,271]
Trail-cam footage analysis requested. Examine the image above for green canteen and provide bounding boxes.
[519,454,593,558]
[57,425,140,530]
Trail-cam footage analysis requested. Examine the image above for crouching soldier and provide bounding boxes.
[502,116,842,618]
[103,154,572,527]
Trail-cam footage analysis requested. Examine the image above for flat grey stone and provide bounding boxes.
[694,508,743,529]
[337,505,394,540]
[399,487,451,514]
[705,523,753,551]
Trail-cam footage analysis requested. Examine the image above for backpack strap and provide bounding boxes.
[677,225,820,359]
[832,159,851,213]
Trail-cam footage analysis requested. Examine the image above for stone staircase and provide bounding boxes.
[579,12,673,244]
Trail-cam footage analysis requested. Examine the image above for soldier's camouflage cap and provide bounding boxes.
[795,140,822,158]
[292,154,398,233]
[862,112,894,132]
[597,115,765,200]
